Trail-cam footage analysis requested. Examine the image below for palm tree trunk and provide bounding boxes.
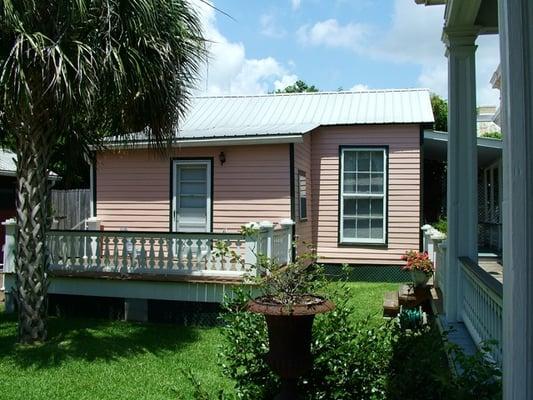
[15,124,53,343]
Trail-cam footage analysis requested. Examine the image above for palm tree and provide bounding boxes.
[0,0,206,343]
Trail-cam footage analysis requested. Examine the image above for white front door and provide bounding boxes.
[172,160,212,232]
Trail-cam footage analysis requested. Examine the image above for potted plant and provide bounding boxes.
[401,250,434,288]
[247,248,334,400]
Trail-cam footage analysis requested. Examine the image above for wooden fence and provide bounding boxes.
[50,189,91,230]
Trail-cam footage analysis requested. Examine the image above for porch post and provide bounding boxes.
[498,1,533,398]
[444,29,479,323]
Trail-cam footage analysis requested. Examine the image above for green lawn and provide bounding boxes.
[0,281,399,400]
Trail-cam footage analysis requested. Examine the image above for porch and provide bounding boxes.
[422,226,503,366]
[1,218,294,318]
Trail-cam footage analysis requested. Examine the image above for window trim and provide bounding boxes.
[338,146,389,246]
[297,170,308,222]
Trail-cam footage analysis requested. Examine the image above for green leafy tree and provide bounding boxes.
[0,0,206,343]
[276,80,319,93]
[431,93,448,132]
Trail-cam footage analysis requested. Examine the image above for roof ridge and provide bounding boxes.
[193,88,431,99]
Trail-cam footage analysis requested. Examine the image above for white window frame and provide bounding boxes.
[172,159,212,232]
[339,147,388,244]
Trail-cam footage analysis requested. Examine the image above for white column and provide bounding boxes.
[279,218,295,264]
[259,221,274,259]
[498,1,533,398]
[444,29,479,322]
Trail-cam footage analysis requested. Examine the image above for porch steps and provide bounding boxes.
[383,284,433,318]
[383,291,399,317]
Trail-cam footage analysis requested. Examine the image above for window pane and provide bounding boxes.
[343,198,356,216]
[357,172,370,193]
[370,218,383,239]
[181,182,206,195]
[180,196,205,208]
[370,199,384,217]
[300,197,307,219]
[344,151,357,171]
[357,218,370,239]
[343,172,357,193]
[357,152,370,172]
[357,199,370,217]
[371,173,384,194]
[343,218,356,239]
[370,151,384,172]
[179,207,206,220]
[180,167,206,181]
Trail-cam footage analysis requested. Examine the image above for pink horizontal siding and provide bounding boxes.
[96,145,291,232]
[311,125,421,265]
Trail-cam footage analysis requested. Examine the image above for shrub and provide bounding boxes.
[434,217,448,234]
[220,283,395,400]
[219,289,277,400]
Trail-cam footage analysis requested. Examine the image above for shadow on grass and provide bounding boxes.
[0,311,205,369]
[385,322,454,400]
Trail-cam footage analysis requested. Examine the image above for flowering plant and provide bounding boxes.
[401,250,434,275]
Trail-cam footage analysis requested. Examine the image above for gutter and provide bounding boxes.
[98,134,305,150]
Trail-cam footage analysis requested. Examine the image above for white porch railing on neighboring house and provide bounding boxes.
[2,219,294,279]
[459,256,503,365]
[422,225,503,366]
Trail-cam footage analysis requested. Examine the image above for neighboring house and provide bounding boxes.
[423,130,503,254]
[0,149,59,265]
[476,106,501,137]
[94,89,433,266]
[0,149,17,265]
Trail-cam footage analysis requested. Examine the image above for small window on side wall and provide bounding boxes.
[339,147,387,244]
[298,170,307,221]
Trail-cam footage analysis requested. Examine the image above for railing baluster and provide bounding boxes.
[113,236,119,272]
[139,237,147,269]
[103,236,110,268]
[185,239,192,271]
[149,238,156,270]
[158,238,165,270]
[167,237,174,271]
[195,238,202,271]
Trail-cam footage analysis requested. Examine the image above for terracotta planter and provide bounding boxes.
[248,296,334,400]
[410,269,432,288]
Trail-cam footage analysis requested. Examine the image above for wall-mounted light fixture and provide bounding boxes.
[219,151,226,165]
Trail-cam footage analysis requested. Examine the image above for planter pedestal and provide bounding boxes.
[248,298,334,400]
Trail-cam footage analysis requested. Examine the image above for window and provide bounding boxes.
[339,147,387,244]
[298,171,307,221]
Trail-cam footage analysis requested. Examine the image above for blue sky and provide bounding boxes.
[194,0,500,106]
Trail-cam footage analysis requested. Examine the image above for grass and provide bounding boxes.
[0,281,401,400]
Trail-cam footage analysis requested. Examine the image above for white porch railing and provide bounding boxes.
[2,219,294,279]
[459,257,503,365]
[422,225,503,366]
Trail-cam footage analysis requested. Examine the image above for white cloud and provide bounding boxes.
[193,0,297,95]
[291,0,301,11]
[296,0,501,105]
[350,84,369,92]
[274,74,298,91]
[297,19,368,51]
[260,14,286,38]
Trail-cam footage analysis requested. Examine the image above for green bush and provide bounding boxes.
[220,283,395,400]
[219,289,278,400]
[434,217,448,234]
[219,271,501,400]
